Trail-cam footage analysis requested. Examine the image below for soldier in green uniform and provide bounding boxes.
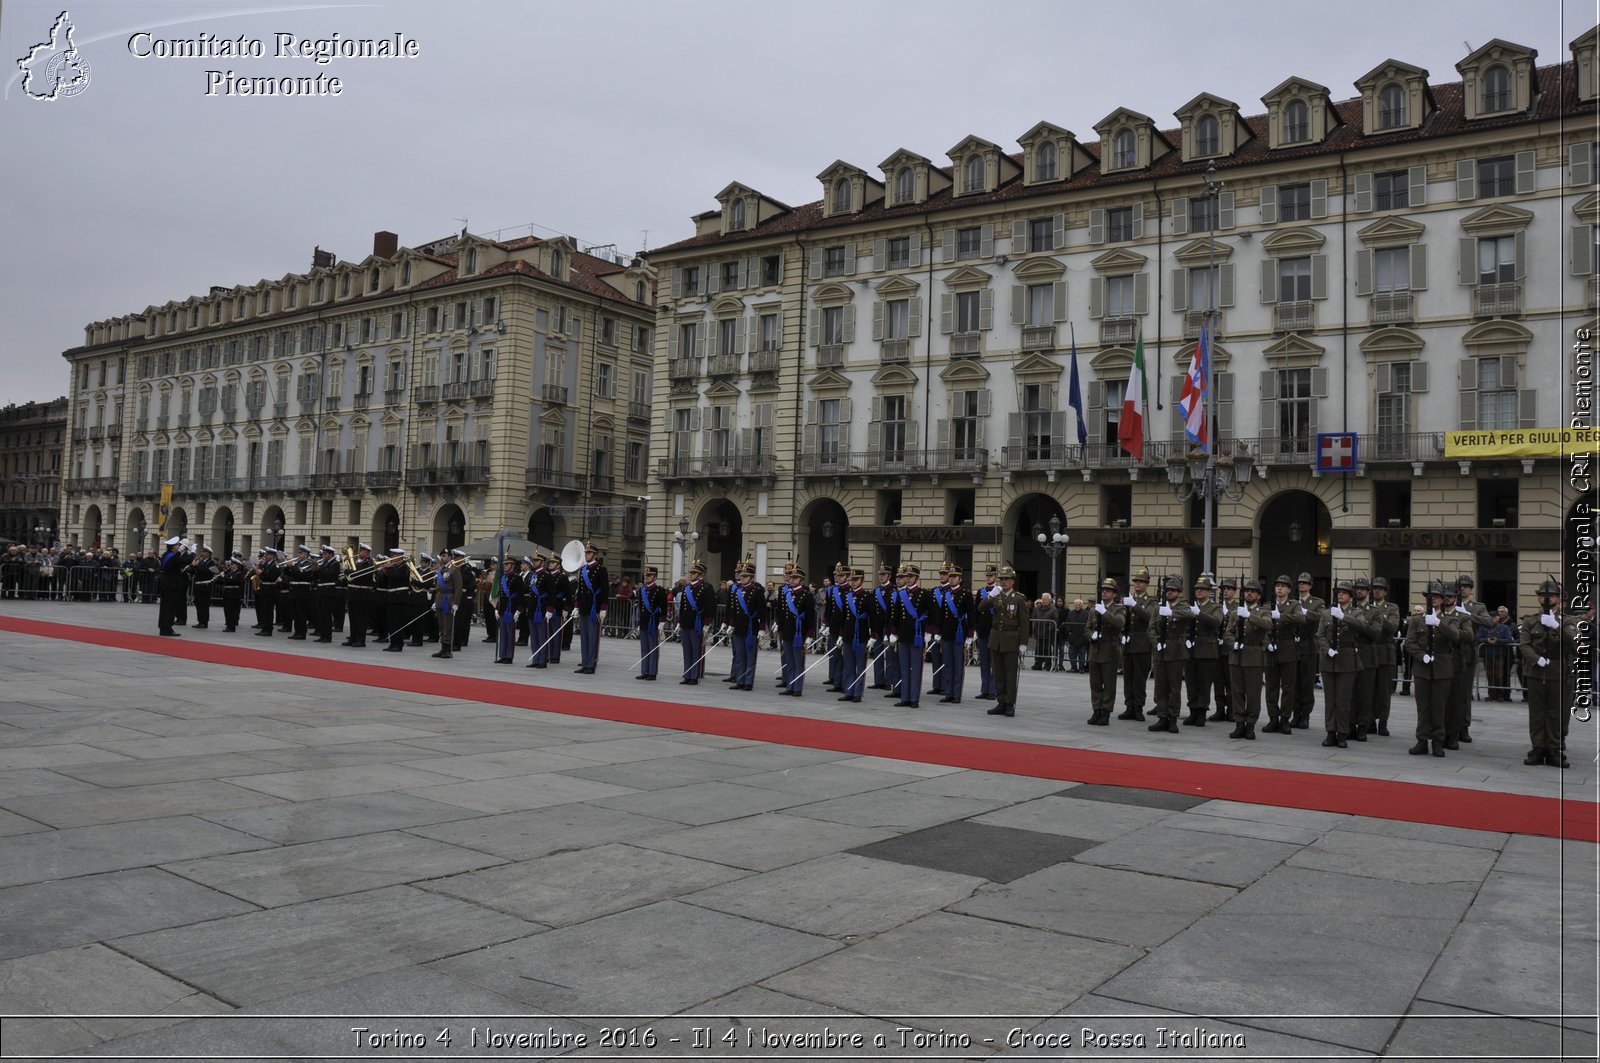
[978,564,1031,718]
[1519,578,1578,768]
[1226,579,1271,739]
[1405,581,1470,757]
[1183,573,1224,726]
[1348,577,1379,740]
[1316,579,1376,747]
[1116,569,1154,722]
[1148,575,1188,734]
[1367,576,1402,736]
[1210,578,1238,722]
[1293,572,1325,729]
[1262,575,1303,734]
[1084,576,1125,726]
[1450,575,1494,744]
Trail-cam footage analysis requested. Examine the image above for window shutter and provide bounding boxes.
[976,389,991,418]
[1051,410,1068,449]
[734,321,746,354]
[1259,185,1278,224]
[810,248,824,277]
[810,308,821,347]
[1130,203,1144,240]
[1514,150,1536,194]
[979,288,994,331]
[1373,363,1392,393]
[1259,370,1277,440]
[1310,254,1328,300]
[1170,375,1185,441]
[1053,280,1068,322]
[706,265,721,295]
[1519,389,1536,427]
[941,229,957,263]
[1459,238,1477,285]
[940,294,954,334]
[936,418,950,454]
[748,316,759,352]
[694,330,705,359]
[1089,277,1105,319]
[838,397,853,426]
[1500,355,1518,388]
[1261,260,1279,304]
[1089,209,1105,244]
[1306,395,1319,445]
[1408,165,1428,206]
[1007,412,1023,453]
[1310,179,1328,219]
[1410,361,1429,393]
[745,256,757,287]
[689,406,703,433]
[1011,220,1028,250]
[1053,213,1065,249]
[870,396,881,423]
[671,269,682,300]
[1409,245,1427,291]
[1216,371,1234,434]
[1458,358,1478,431]
[1134,272,1149,314]
[803,401,816,458]
[842,306,856,343]
[1570,143,1594,187]
[1218,191,1235,229]
[1011,286,1027,326]
[1087,380,1104,445]
[908,232,922,264]
[872,303,884,341]
[1353,172,1373,212]
[1573,226,1596,276]
[979,225,995,259]
[737,427,752,458]
[908,297,923,337]
[1310,367,1328,399]
[874,237,887,272]
[1356,250,1374,295]
[1456,159,1476,201]
[1172,270,1188,311]
[1171,197,1190,235]
[667,326,679,361]
[1220,264,1236,307]
[1512,231,1527,281]
[844,243,857,274]
[974,408,988,452]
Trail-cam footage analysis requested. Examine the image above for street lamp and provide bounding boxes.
[33,523,52,545]
[673,515,699,579]
[271,519,285,549]
[1032,515,1069,602]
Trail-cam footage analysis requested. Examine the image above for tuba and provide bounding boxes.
[560,539,586,574]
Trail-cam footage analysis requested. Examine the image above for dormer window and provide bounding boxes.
[833,177,852,213]
[895,167,914,204]
[1284,100,1309,143]
[368,267,380,291]
[1482,65,1511,111]
[315,278,326,302]
[465,248,477,274]
[635,280,646,303]
[1113,130,1136,169]
[236,295,246,316]
[401,261,411,286]
[551,249,565,277]
[1196,115,1220,156]
[1036,142,1058,181]
[1379,85,1406,128]
[730,199,746,230]
[340,273,351,297]
[963,156,984,193]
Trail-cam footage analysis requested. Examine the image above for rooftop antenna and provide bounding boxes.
[641,229,651,251]
[455,217,469,234]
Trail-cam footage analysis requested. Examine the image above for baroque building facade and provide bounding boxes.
[60,230,657,572]
[644,29,1599,612]
[0,398,67,545]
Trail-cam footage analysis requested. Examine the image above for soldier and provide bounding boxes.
[826,561,849,692]
[1182,573,1224,726]
[284,544,314,639]
[889,564,939,708]
[189,545,219,629]
[342,543,375,648]
[253,548,279,636]
[938,564,974,705]
[977,563,1030,717]
[156,535,186,637]
[1317,579,1376,747]
[314,544,341,642]
[525,553,552,667]
[494,557,526,665]
[1518,578,1578,768]
[1084,576,1125,726]
[725,563,765,690]
[836,568,873,703]
[428,550,466,659]
[676,560,714,685]
[871,565,901,695]
[1262,575,1304,734]
[974,563,1000,700]
[477,559,499,646]
[1117,569,1155,722]
[1367,576,1401,735]
[1406,581,1469,756]
[1347,577,1379,740]
[217,553,246,632]
[1293,572,1325,729]
[1451,575,1494,744]
[543,553,571,663]
[1147,575,1188,734]
[929,564,952,694]
[574,542,609,674]
[774,564,815,696]
[1227,579,1272,739]
[1210,577,1238,721]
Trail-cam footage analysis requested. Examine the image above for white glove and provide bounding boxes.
[1540,614,1560,629]
[1091,631,1101,641]
[889,633,899,645]
[965,634,976,646]
[1267,643,1277,652]
[1122,596,1135,607]
[1425,613,1440,627]
[1331,606,1344,620]
[1538,656,1550,668]
[931,634,942,644]
[867,637,877,649]
[834,635,843,647]
[1094,602,1106,615]
[1159,604,1173,617]
[545,612,553,621]
[1236,606,1249,618]
[1019,645,1029,656]
[1422,654,1434,664]
[1271,608,1281,619]
[1327,648,1338,658]
[1184,639,1194,649]
[1455,605,1468,615]
[1188,605,1200,617]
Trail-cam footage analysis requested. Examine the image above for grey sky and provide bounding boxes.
[1,0,1592,405]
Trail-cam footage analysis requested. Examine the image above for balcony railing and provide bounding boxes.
[468,379,495,399]
[384,388,405,406]
[1589,276,1600,310]
[590,473,616,493]
[749,349,781,373]
[219,403,236,418]
[951,333,981,358]
[658,454,775,479]
[1369,292,1414,325]
[863,446,922,473]
[272,402,287,418]
[414,385,440,404]
[409,464,489,487]
[816,344,845,367]
[1020,325,1057,351]
[1100,318,1137,346]
[323,397,341,412]
[542,384,569,405]
[628,401,650,422]
[123,481,161,496]
[337,471,365,489]
[1473,282,1522,318]
[1183,310,1223,340]
[1273,301,1314,333]
[155,415,170,430]
[365,470,401,489]
[1366,431,1447,463]
[797,449,853,475]
[106,424,122,438]
[176,414,191,429]
[310,472,342,490]
[708,353,740,377]
[88,426,103,440]
[667,359,698,381]
[352,391,372,410]
[880,339,910,364]
[441,381,469,401]
[525,466,580,491]
[925,447,989,473]
[66,476,117,493]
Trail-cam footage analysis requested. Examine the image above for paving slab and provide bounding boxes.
[682,744,855,772]
[1,722,166,746]
[781,787,1005,831]
[1386,1001,1598,1061]
[198,791,481,845]
[425,842,747,926]
[1075,822,1301,887]
[840,755,966,778]
[732,760,921,800]
[238,722,444,746]
[0,868,258,960]
[552,753,765,791]
[889,769,1069,802]
[1182,798,1352,832]
[394,747,603,781]
[591,780,814,826]
[1057,783,1212,811]
[1157,809,1325,845]
[848,820,1096,883]
[1332,815,1510,850]
[1219,866,1476,954]
[635,811,897,873]
[0,767,98,799]
[404,772,639,814]
[76,733,302,759]
[1465,868,1599,939]
[971,794,1173,841]
[222,763,465,801]
[0,743,132,771]
[1284,828,1499,885]
[51,752,288,788]
[1417,922,1598,1027]
[243,741,467,770]
[115,885,540,1006]
[950,861,1238,949]
[431,900,841,1014]
[0,816,271,888]
[406,802,677,862]
[1495,833,1600,880]
[4,779,285,829]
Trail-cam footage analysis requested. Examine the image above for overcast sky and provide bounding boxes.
[1,0,1592,405]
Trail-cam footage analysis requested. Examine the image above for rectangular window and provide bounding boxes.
[1029,218,1053,252]
[888,236,911,268]
[632,370,649,404]
[1374,169,1409,211]
[1477,155,1516,199]
[1106,275,1136,317]
[1026,283,1053,326]
[597,362,614,398]
[1476,357,1518,429]
[1376,363,1411,453]
[719,263,739,291]
[1190,196,1217,234]
[1375,247,1410,292]
[426,307,440,332]
[719,318,739,356]
[819,398,842,461]
[710,405,733,460]
[761,255,781,286]
[759,313,780,351]
[677,322,699,358]
[1107,207,1134,242]
[635,325,652,353]
[956,227,983,260]
[1279,183,1312,221]
[1189,266,1219,311]
[952,391,979,460]
[1278,257,1312,301]
[956,291,981,333]
[885,299,909,340]
[1024,383,1053,460]
[454,301,469,329]
[1278,368,1313,451]
[1477,235,1515,284]
[825,246,847,276]
[1102,379,1125,448]
[601,317,616,346]
[626,441,644,482]
[822,306,844,345]
[880,395,906,463]
[682,266,701,295]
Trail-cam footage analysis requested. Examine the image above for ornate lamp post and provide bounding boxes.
[1032,515,1069,601]
[673,515,699,581]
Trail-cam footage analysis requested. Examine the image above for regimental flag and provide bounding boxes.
[157,483,173,534]
[1068,330,1088,446]
[1316,432,1360,473]
[1118,329,1149,460]
[1178,326,1210,452]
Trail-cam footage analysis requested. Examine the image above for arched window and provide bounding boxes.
[465,248,477,274]
[368,266,381,291]
[635,280,647,303]
[1113,129,1137,169]
[1379,84,1406,128]
[1284,100,1309,143]
[964,155,985,192]
[1036,141,1058,181]
[729,198,746,230]
[1196,115,1220,155]
[550,249,564,276]
[832,177,851,213]
[895,167,914,204]
[1482,65,1511,111]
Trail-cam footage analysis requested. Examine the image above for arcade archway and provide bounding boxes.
[1258,490,1332,601]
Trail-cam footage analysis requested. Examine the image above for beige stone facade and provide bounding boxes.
[60,229,657,572]
[645,28,1599,618]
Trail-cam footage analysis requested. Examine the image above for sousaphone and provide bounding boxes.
[559,539,586,573]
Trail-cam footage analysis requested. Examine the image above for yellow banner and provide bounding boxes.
[1444,427,1600,458]
[157,482,173,533]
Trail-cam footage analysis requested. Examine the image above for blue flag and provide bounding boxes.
[1068,330,1088,446]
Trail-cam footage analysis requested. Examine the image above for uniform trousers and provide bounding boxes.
[780,637,805,692]
[639,621,663,678]
[1351,659,1377,732]
[977,640,995,696]
[991,647,1020,708]
[496,604,516,662]
[681,626,705,682]
[220,592,241,631]
[1264,657,1298,724]
[1185,657,1217,716]
[840,639,863,698]
[1413,672,1450,742]
[1088,657,1119,715]
[1447,661,1474,738]
[1152,659,1185,720]
[1230,662,1264,724]
[1295,649,1319,719]
[942,640,966,700]
[579,612,601,669]
[1372,661,1396,724]
[1122,651,1152,714]
[1322,668,1356,736]
[896,641,924,703]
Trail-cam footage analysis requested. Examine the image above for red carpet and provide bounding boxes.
[3,614,1595,843]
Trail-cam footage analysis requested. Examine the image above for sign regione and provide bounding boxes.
[1316,432,1359,473]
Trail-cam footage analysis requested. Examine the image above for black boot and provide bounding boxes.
[1321,732,1339,747]
[1228,723,1247,739]
[1243,723,1256,740]
[1430,739,1446,757]
[1376,722,1390,736]
[1261,720,1282,734]
[1208,708,1230,722]
[1409,740,1430,755]
[1524,749,1546,766]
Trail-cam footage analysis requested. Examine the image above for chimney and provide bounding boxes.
[311,246,336,269]
[373,230,399,259]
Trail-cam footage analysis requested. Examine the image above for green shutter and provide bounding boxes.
[1456,159,1476,201]
[1353,172,1373,212]
[1410,244,1428,291]
[1171,197,1189,235]
[1514,150,1535,195]
[1259,185,1278,224]
[1310,180,1327,219]
[1356,250,1374,296]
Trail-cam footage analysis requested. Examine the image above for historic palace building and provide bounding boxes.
[60,230,657,571]
[644,28,1599,610]
[0,398,67,546]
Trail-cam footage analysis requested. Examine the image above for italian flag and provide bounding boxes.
[1118,329,1148,460]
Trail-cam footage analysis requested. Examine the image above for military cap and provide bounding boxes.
[230,552,243,561]
[1371,576,1390,590]
[420,552,434,563]
[584,541,598,553]
[296,544,311,553]
[1099,576,1120,592]
[388,547,406,556]
[198,544,213,554]
[1354,576,1370,589]
[1296,571,1313,584]
[357,543,372,552]
[450,548,467,558]
[1538,578,1563,596]
[985,563,998,575]
[531,551,546,563]
[1220,577,1238,590]
[1274,573,1294,587]
[1243,579,1264,594]
[902,564,920,577]
[1441,582,1458,597]
[1334,579,1355,594]
[998,564,1017,579]
[320,544,335,554]
[1163,575,1184,591]
[520,555,535,566]
[1193,574,1215,590]
[1427,580,1448,596]
[788,564,806,579]
[850,567,865,580]
[690,559,707,575]
[1457,574,1475,588]
[946,564,963,577]
[644,565,658,577]
[1132,567,1151,583]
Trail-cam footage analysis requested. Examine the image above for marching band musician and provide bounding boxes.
[636,565,671,681]
[494,557,525,665]
[723,562,764,691]
[775,564,816,697]
[574,542,609,674]
[189,545,219,629]
[1084,576,1125,726]
[314,544,341,643]
[677,560,715,685]
[174,539,193,627]
[413,554,437,646]
[478,561,498,646]
[525,553,552,668]
[430,549,466,659]
[341,544,376,649]
[542,553,571,664]
[380,548,413,652]
[217,553,246,632]
[835,567,872,703]
[284,544,314,640]
[452,555,476,653]
[156,535,186,637]
[251,549,277,636]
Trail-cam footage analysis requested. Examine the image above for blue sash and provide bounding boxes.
[846,590,863,647]
[897,588,925,648]
[783,586,805,647]
[641,583,660,626]
[683,581,702,633]
[735,585,758,647]
[582,564,598,615]
[435,566,450,608]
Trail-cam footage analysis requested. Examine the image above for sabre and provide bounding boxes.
[851,641,889,691]
[528,611,576,663]
[793,639,841,683]
[383,599,436,642]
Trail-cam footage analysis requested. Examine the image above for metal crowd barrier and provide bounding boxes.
[1026,618,1059,669]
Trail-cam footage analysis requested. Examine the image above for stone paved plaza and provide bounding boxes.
[0,600,1595,1061]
